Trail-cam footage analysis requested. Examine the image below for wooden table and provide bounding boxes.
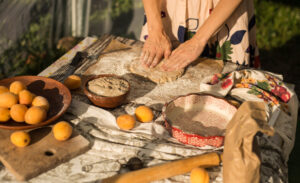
[0,35,292,183]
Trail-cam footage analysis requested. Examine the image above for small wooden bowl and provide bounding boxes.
[0,76,72,130]
[162,94,237,147]
[83,74,130,108]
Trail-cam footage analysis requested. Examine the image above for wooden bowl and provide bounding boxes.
[83,74,130,108]
[162,94,237,147]
[0,76,72,130]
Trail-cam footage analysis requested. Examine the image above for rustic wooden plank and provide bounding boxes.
[0,127,90,181]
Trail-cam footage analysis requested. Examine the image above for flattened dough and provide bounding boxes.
[129,58,184,84]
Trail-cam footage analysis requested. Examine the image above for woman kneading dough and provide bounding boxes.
[140,0,260,71]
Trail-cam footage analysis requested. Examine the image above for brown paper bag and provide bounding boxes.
[223,101,274,183]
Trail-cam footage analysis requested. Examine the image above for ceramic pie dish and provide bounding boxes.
[162,94,237,147]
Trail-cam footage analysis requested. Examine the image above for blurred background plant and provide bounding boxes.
[0,1,55,78]
[0,0,299,180]
[0,0,144,79]
[255,0,300,49]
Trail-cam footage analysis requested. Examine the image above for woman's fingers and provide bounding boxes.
[162,39,204,71]
[150,50,163,68]
[176,60,190,70]
[143,51,150,63]
[166,58,183,71]
[170,46,181,57]
[164,49,171,60]
[162,50,192,71]
[140,51,145,60]
[140,46,148,62]
[161,49,181,69]
[140,32,173,68]
[161,54,179,71]
[161,57,172,70]
[145,51,156,67]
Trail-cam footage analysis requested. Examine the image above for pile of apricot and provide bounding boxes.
[0,81,49,124]
[0,81,73,148]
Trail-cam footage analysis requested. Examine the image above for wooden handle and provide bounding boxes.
[102,152,221,183]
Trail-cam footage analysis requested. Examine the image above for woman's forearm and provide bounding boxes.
[142,0,164,34]
[141,0,172,67]
[194,0,242,44]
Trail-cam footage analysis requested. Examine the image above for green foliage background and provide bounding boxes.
[0,1,64,78]
[255,0,300,50]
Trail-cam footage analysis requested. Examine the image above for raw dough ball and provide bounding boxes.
[129,58,184,84]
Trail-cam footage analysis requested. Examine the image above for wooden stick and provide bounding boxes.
[101,152,221,183]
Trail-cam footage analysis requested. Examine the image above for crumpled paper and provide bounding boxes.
[223,101,274,183]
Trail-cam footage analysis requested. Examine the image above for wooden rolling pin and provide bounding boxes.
[101,152,221,183]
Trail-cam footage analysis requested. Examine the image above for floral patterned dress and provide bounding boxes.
[140,0,260,68]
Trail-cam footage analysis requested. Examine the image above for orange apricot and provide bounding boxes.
[19,90,34,105]
[0,107,10,122]
[0,92,18,108]
[9,81,26,95]
[135,106,154,123]
[190,167,209,183]
[116,114,136,130]
[63,75,81,90]
[10,131,31,147]
[10,104,28,122]
[24,106,47,125]
[52,121,73,141]
[31,96,50,111]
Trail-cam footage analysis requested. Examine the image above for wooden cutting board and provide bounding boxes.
[0,126,90,181]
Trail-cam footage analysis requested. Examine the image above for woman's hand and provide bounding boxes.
[161,37,206,71]
[160,0,243,71]
[140,31,172,68]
